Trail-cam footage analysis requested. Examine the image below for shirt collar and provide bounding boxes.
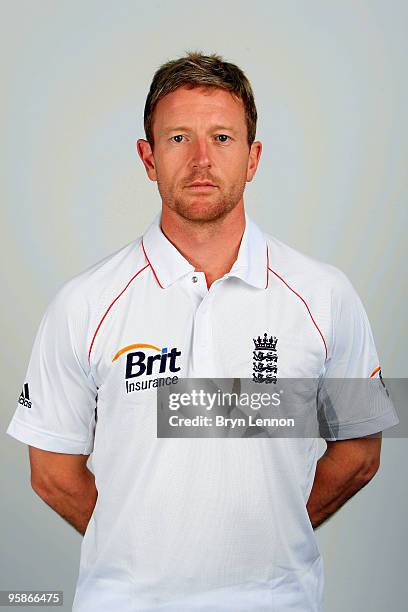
[141,210,269,289]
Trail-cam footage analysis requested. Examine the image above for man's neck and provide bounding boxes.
[160,204,246,288]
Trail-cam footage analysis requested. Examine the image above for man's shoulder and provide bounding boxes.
[263,231,354,301]
[49,236,146,315]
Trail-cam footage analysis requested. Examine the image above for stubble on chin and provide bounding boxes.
[159,182,247,224]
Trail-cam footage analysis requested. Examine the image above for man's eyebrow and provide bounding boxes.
[212,125,240,135]
[160,125,240,136]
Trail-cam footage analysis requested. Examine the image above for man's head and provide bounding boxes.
[137,51,262,223]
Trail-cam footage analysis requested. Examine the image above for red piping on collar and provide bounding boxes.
[267,266,328,360]
[142,237,269,290]
[141,238,164,288]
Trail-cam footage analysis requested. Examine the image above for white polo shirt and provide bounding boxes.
[6,211,398,611]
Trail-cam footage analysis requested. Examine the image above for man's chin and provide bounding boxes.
[171,200,238,223]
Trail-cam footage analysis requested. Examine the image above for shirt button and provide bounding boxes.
[192,276,198,283]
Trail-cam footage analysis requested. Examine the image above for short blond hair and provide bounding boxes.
[143,50,257,149]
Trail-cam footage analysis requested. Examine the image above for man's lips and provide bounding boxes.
[185,181,217,190]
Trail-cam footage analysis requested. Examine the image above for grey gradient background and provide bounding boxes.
[1,1,407,610]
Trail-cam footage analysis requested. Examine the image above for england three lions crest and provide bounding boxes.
[253,333,278,384]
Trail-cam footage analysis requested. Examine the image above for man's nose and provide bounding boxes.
[190,137,211,168]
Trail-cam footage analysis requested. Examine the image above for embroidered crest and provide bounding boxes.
[253,333,278,384]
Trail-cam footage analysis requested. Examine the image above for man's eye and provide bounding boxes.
[215,134,231,143]
[169,134,231,143]
[170,135,185,143]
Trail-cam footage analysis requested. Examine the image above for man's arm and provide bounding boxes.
[306,435,382,529]
[29,446,98,536]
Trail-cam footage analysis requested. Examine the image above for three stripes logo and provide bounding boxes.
[19,383,32,409]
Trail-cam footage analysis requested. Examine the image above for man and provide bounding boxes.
[6,51,398,611]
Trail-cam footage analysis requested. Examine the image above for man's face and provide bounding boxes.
[137,85,261,223]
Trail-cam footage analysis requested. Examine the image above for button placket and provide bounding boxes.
[189,276,225,376]
[189,271,207,300]
[191,290,215,376]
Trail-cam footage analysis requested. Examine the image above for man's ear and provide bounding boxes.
[246,140,262,182]
[136,139,157,181]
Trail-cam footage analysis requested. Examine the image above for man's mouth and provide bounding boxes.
[186,185,217,191]
[186,181,217,190]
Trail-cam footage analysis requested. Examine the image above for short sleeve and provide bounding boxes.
[6,283,98,454]
[317,270,399,440]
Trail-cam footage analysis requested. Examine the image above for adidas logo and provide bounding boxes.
[19,383,32,409]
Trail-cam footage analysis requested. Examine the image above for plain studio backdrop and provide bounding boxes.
[1,1,407,610]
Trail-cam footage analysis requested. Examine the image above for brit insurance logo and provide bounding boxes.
[112,342,181,394]
[253,333,278,384]
[19,383,32,408]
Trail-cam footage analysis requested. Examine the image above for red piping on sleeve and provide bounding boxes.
[265,245,269,289]
[369,365,381,378]
[88,263,149,363]
[267,266,328,360]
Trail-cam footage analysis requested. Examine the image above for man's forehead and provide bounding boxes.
[160,85,242,106]
[154,86,245,130]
